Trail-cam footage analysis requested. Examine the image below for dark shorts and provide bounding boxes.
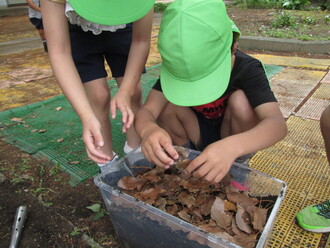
[192,110,224,151]
[69,23,144,83]
[30,17,43,30]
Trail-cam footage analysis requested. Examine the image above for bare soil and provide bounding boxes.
[227,6,330,41]
[0,140,122,248]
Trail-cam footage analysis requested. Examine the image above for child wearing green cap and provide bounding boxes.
[135,0,287,183]
[41,0,154,171]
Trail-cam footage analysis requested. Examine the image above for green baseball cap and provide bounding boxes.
[230,19,241,42]
[68,0,155,25]
[158,0,233,106]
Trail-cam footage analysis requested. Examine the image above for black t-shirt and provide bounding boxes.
[153,50,277,119]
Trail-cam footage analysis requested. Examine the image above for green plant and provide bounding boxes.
[282,0,311,9]
[325,15,330,23]
[70,227,81,236]
[301,16,316,24]
[86,203,108,221]
[49,164,61,176]
[319,0,330,10]
[154,2,170,12]
[271,11,297,27]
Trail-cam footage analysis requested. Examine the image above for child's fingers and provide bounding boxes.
[84,132,110,163]
[110,102,117,119]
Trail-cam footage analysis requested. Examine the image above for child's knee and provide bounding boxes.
[228,90,252,115]
[321,106,330,130]
[227,90,256,125]
[91,90,110,110]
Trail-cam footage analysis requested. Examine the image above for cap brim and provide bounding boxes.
[160,49,232,107]
[68,0,154,25]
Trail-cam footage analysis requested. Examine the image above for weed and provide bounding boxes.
[271,11,297,27]
[70,227,81,236]
[325,15,330,23]
[154,2,170,12]
[301,16,316,24]
[44,202,53,207]
[282,0,311,10]
[86,203,108,221]
[11,175,24,184]
[49,164,61,176]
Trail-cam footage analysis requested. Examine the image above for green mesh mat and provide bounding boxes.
[0,64,283,186]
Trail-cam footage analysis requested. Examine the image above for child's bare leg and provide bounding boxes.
[38,29,46,40]
[38,29,47,52]
[221,89,258,138]
[320,105,330,164]
[157,103,200,146]
[84,77,114,159]
[116,77,142,150]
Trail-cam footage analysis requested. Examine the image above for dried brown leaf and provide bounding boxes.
[11,117,25,123]
[175,159,191,171]
[177,209,191,222]
[199,195,216,216]
[252,207,268,231]
[142,171,161,183]
[117,176,146,191]
[210,197,233,229]
[224,200,237,212]
[226,190,259,208]
[166,204,179,215]
[181,178,209,192]
[188,207,204,222]
[140,187,165,201]
[235,204,253,234]
[69,161,80,164]
[198,224,226,235]
[161,174,181,190]
[178,191,196,208]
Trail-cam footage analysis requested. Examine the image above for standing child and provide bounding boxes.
[135,0,287,183]
[295,105,330,233]
[41,0,154,171]
[26,0,47,52]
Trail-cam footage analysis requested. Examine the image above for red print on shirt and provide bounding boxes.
[192,94,230,119]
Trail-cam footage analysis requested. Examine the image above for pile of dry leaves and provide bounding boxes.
[117,148,273,248]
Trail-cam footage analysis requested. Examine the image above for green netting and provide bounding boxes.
[0,64,283,185]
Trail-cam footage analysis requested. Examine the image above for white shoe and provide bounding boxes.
[124,141,142,154]
[97,153,120,172]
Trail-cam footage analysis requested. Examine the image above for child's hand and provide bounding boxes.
[184,141,237,183]
[82,117,111,164]
[141,126,179,168]
[110,90,134,133]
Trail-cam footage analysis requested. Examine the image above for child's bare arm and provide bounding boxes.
[42,0,111,163]
[26,0,41,12]
[185,102,287,183]
[135,89,179,167]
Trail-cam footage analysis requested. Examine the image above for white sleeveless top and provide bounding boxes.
[65,2,126,35]
[28,0,42,19]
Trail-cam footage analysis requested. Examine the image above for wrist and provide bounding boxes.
[140,123,159,139]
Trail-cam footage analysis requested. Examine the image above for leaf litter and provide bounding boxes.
[117,147,274,248]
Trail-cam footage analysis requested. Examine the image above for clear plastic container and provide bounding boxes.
[94,149,287,248]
